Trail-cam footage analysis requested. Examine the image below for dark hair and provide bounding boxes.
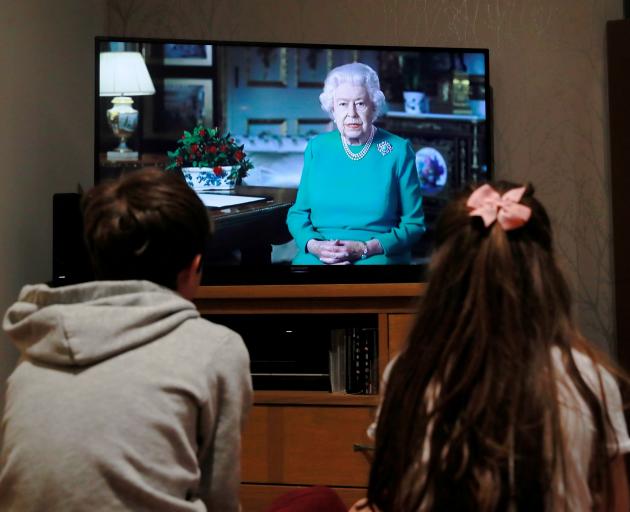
[367,181,622,511]
[82,168,211,290]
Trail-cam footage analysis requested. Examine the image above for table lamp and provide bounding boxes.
[99,51,155,161]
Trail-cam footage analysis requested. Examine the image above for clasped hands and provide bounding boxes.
[307,239,376,265]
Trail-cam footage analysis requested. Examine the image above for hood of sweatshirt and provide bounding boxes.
[2,280,200,367]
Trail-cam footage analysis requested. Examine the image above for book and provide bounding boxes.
[329,328,346,393]
[345,327,378,395]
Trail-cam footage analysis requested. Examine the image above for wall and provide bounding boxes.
[0,0,107,410]
[105,0,622,351]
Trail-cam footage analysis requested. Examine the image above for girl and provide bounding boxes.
[360,182,630,511]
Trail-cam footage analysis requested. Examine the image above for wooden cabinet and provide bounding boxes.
[607,20,630,376]
[194,283,423,511]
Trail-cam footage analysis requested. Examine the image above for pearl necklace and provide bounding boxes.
[341,126,375,161]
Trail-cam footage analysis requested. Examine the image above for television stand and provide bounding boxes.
[194,282,424,510]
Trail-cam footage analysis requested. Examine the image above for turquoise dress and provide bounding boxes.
[287,128,425,265]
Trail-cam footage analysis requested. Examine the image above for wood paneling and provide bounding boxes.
[242,405,375,487]
[387,313,416,358]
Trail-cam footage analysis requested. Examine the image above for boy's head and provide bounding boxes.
[81,168,211,292]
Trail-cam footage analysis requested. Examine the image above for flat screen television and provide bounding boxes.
[95,36,492,285]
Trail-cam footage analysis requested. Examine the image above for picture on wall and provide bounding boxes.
[248,47,288,87]
[147,78,213,140]
[297,49,332,88]
[163,44,213,66]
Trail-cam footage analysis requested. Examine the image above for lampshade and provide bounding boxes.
[99,52,155,97]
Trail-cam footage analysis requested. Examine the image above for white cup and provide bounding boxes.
[403,91,425,114]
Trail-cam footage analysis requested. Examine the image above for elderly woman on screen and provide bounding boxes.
[287,62,425,265]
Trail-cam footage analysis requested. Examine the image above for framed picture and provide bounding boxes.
[163,44,213,66]
[247,47,288,87]
[297,49,332,88]
[144,78,213,141]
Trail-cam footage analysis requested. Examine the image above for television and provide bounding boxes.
[95,37,492,285]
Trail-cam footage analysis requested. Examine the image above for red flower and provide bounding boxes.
[180,134,185,140]
[176,157,183,166]
[213,166,223,176]
[199,129,206,137]
[191,143,198,153]
[208,145,218,154]
[220,145,228,152]
[234,150,244,162]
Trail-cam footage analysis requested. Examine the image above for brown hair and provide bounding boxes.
[82,168,211,290]
[367,181,623,511]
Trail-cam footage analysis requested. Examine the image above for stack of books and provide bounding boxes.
[329,327,378,394]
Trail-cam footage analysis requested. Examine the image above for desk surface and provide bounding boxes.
[207,186,297,258]
[209,185,295,218]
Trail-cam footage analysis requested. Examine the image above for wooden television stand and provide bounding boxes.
[194,282,424,511]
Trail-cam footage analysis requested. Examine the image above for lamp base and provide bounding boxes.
[107,150,139,162]
[106,97,140,162]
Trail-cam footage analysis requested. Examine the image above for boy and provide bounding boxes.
[0,169,252,511]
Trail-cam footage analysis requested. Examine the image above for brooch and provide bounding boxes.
[377,141,393,156]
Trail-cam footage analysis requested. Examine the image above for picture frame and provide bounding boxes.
[297,49,332,88]
[247,47,288,87]
[163,44,213,66]
[143,78,213,141]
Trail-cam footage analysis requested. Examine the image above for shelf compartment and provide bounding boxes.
[205,313,379,394]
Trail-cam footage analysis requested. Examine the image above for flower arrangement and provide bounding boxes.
[166,125,253,182]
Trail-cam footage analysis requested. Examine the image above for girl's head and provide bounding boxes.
[368,181,615,511]
[427,181,572,344]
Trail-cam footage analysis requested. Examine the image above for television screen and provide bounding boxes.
[96,37,491,285]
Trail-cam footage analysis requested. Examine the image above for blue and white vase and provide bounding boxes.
[181,166,238,191]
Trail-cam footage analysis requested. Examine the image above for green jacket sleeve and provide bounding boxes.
[286,142,322,253]
[372,141,425,255]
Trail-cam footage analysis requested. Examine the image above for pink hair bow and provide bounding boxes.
[467,184,532,230]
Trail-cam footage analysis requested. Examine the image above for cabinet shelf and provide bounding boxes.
[194,283,425,314]
[254,390,380,406]
[196,282,424,299]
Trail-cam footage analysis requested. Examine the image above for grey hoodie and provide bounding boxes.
[0,280,252,512]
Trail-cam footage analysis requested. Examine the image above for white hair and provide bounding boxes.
[319,62,387,122]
